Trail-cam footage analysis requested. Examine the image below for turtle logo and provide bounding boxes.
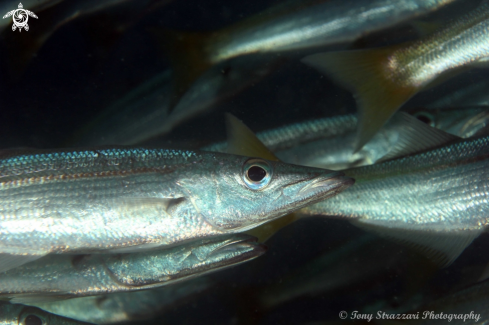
[2,3,38,32]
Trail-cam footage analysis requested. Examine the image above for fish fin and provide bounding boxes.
[150,28,215,111]
[377,112,460,162]
[302,47,419,152]
[0,254,45,273]
[351,219,482,268]
[245,213,299,242]
[225,113,280,161]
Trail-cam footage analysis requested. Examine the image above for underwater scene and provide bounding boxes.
[1,0,489,324]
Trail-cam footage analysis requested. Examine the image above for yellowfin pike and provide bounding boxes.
[302,2,489,151]
[154,0,458,107]
[0,145,352,272]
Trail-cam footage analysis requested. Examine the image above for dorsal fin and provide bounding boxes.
[225,113,279,161]
[377,112,460,162]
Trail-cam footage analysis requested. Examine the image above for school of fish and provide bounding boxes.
[0,0,489,324]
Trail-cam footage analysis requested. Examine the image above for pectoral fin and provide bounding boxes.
[351,219,482,267]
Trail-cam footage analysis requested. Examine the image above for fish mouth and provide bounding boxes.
[297,172,354,201]
[209,234,267,262]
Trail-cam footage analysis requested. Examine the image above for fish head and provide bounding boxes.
[0,303,94,325]
[178,153,354,232]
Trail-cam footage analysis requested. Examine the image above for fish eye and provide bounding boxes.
[413,112,434,126]
[242,158,273,190]
[23,315,43,325]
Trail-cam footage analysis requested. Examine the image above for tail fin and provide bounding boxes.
[150,28,215,110]
[302,46,419,152]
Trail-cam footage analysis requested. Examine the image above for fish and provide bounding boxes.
[409,107,489,139]
[0,143,353,272]
[0,302,94,325]
[427,77,489,109]
[302,1,489,151]
[29,277,211,324]
[204,108,489,170]
[154,0,458,108]
[299,117,489,267]
[0,234,265,303]
[70,56,282,146]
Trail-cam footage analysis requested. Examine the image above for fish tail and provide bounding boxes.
[150,28,215,110]
[302,47,419,152]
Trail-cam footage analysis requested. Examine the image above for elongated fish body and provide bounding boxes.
[300,135,489,265]
[31,278,211,324]
[427,79,489,109]
[0,147,352,271]
[0,234,265,302]
[303,2,489,151]
[0,302,94,325]
[159,0,457,110]
[204,108,489,170]
[410,107,489,139]
[207,0,457,63]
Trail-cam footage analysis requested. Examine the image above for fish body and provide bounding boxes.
[0,234,265,302]
[302,2,489,150]
[0,147,352,271]
[204,108,489,170]
[72,56,281,146]
[206,0,457,62]
[158,0,457,108]
[30,278,211,324]
[300,135,489,265]
[0,302,94,325]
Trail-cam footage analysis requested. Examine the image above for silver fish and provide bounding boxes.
[0,234,265,302]
[302,1,489,151]
[427,78,489,109]
[72,56,281,146]
[156,0,458,108]
[0,302,94,325]
[204,108,489,170]
[30,278,211,324]
[0,147,352,272]
[300,132,489,267]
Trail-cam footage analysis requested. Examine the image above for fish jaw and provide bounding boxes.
[101,234,266,288]
[179,153,354,233]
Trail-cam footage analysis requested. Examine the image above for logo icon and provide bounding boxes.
[2,3,38,32]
